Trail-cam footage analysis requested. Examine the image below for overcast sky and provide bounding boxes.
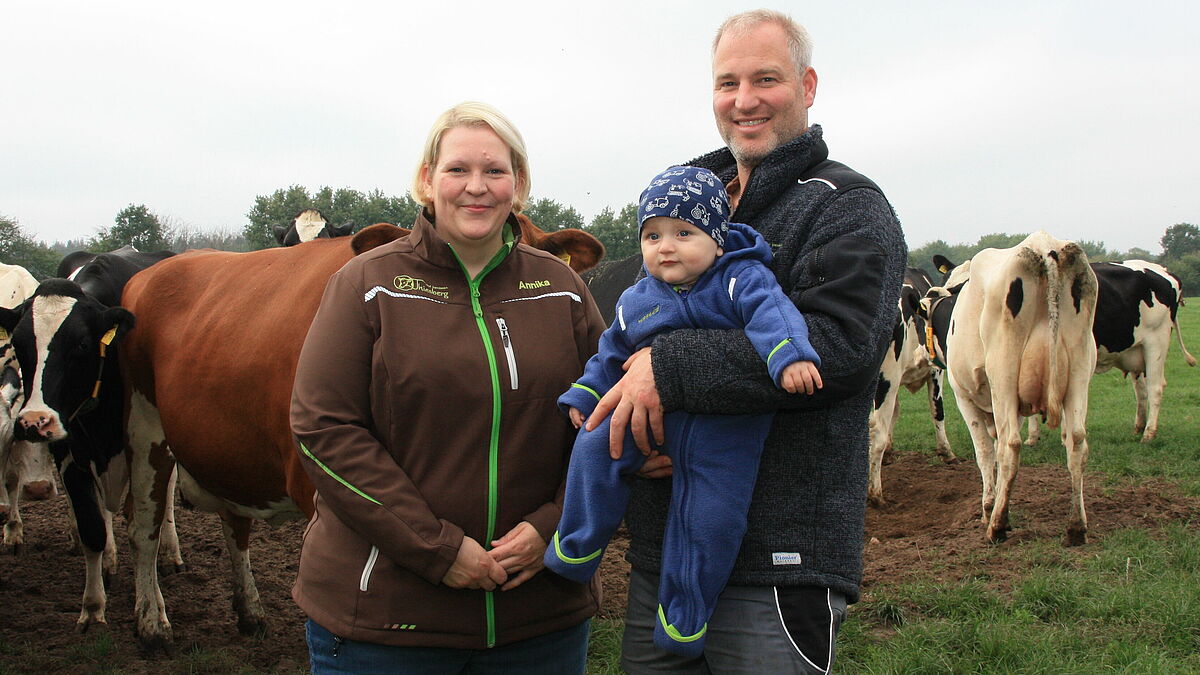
[3,1,1197,254]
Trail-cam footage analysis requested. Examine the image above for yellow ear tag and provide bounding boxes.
[99,326,118,357]
[556,252,572,266]
[0,327,8,341]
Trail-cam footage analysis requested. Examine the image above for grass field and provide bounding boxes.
[586,304,1200,674]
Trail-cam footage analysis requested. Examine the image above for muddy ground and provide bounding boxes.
[1,451,1197,674]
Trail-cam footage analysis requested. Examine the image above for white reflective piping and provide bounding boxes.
[774,586,834,674]
[359,545,380,592]
[500,291,582,304]
[798,177,837,190]
[618,305,626,330]
[364,286,448,304]
[496,318,518,390]
[727,277,738,301]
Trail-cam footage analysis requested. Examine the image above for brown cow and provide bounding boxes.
[119,220,602,650]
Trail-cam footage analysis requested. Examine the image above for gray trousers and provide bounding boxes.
[620,567,847,674]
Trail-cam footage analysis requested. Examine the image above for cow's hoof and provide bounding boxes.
[136,631,175,656]
[1064,528,1087,547]
[986,526,1010,544]
[1140,432,1157,443]
[867,495,886,508]
[76,617,106,634]
[157,561,186,577]
[237,615,269,638]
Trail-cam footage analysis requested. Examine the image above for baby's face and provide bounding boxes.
[640,217,723,289]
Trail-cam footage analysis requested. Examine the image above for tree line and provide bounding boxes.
[3,187,1198,294]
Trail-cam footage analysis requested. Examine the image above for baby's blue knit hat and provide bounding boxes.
[638,166,730,247]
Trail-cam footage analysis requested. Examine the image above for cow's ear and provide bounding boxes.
[0,304,24,334]
[932,254,956,275]
[99,307,136,345]
[273,225,289,245]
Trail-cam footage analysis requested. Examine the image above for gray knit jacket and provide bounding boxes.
[626,125,906,603]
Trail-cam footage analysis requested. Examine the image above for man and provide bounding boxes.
[587,10,906,672]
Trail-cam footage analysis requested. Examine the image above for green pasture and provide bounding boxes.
[587,305,1200,674]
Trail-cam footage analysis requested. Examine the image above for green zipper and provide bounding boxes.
[448,229,513,649]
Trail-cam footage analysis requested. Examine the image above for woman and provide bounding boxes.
[290,102,604,673]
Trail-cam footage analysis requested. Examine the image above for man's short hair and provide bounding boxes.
[412,101,531,213]
[712,9,812,75]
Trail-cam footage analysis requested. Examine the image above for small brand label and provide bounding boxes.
[518,280,550,290]
[394,275,449,299]
[772,552,802,566]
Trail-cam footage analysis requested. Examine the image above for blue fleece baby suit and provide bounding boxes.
[545,221,819,658]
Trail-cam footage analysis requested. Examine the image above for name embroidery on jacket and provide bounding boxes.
[394,275,449,299]
[637,306,661,323]
[518,280,550,290]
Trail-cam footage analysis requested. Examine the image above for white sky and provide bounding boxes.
[3,1,1197,254]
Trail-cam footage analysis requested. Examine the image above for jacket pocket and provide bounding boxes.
[496,317,518,390]
[359,545,380,592]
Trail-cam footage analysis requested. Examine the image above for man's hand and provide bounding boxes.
[442,536,508,591]
[489,521,547,591]
[585,347,665,459]
[781,361,823,395]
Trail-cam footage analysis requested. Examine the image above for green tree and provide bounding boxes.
[0,214,62,280]
[1160,223,1200,261]
[587,203,640,261]
[523,198,584,232]
[1121,247,1153,261]
[244,185,420,249]
[93,204,170,251]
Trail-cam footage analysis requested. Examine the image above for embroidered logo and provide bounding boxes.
[518,280,550,290]
[394,275,449,299]
[637,306,661,323]
[772,552,803,566]
[384,623,417,631]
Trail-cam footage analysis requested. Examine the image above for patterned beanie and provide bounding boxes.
[638,165,730,247]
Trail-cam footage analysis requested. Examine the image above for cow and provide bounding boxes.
[272,209,354,247]
[116,220,605,650]
[866,267,956,506]
[939,256,1197,445]
[580,252,643,325]
[2,263,39,308]
[0,247,182,631]
[923,232,1098,545]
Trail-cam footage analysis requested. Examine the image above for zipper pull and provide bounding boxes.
[332,635,343,658]
[497,317,511,347]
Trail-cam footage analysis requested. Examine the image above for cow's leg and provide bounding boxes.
[58,459,111,631]
[101,507,116,587]
[868,380,900,507]
[127,392,175,653]
[1024,415,1041,446]
[927,370,956,462]
[1061,384,1092,546]
[1132,372,1148,438]
[987,418,1022,544]
[956,395,997,525]
[2,454,23,552]
[219,511,268,637]
[157,469,184,575]
[1140,340,1169,442]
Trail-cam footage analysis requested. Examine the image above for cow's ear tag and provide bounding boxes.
[99,326,118,357]
[0,327,8,341]
[937,264,949,274]
[557,252,571,266]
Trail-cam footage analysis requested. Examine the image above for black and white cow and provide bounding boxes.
[0,248,182,630]
[941,256,1196,444]
[272,209,354,247]
[922,232,1098,544]
[580,252,644,326]
[867,267,956,505]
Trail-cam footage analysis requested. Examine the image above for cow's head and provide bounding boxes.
[0,279,135,442]
[515,214,605,274]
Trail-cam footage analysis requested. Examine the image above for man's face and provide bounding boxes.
[712,22,817,169]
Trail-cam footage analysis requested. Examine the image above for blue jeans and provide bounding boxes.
[306,618,590,674]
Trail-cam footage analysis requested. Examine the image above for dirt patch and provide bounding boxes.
[0,452,1195,673]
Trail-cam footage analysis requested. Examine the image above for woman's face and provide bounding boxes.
[422,125,519,255]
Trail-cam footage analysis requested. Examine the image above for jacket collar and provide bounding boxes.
[408,209,520,272]
[688,124,828,224]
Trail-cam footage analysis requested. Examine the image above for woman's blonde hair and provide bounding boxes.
[412,101,531,214]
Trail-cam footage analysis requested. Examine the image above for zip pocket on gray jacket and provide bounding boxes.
[496,317,518,390]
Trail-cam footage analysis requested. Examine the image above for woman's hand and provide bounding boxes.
[442,536,508,591]
[489,521,547,591]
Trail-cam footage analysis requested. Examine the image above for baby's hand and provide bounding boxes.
[568,407,585,429]
[781,361,823,395]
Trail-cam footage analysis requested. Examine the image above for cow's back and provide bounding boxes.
[120,239,357,514]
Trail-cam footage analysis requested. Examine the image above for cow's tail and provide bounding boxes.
[1174,316,1197,367]
[1043,249,1063,428]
